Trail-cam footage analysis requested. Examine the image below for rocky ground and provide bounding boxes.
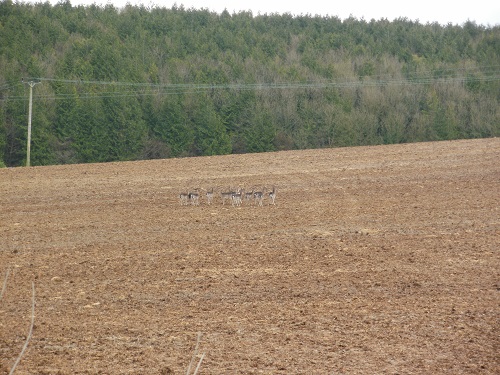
[1,138,499,374]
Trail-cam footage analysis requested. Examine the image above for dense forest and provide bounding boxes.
[0,1,499,167]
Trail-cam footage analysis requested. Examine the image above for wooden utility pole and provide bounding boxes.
[22,79,41,167]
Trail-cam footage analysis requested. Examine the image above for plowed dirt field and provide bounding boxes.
[1,138,499,374]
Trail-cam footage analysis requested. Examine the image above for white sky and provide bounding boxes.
[25,1,500,26]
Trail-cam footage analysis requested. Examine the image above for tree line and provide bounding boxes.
[0,0,499,167]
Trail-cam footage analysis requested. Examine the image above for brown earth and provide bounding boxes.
[0,138,499,374]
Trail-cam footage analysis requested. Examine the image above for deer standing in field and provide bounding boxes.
[205,188,214,205]
[179,192,190,206]
[244,190,254,205]
[268,186,277,205]
[253,187,265,206]
[188,191,200,206]
[220,187,234,206]
[231,188,244,207]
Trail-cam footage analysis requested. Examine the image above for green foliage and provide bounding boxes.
[243,109,276,153]
[187,94,231,156]
[155,95,193,157]
[0,2,499,166]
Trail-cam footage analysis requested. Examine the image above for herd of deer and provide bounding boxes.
[179,186,277,206]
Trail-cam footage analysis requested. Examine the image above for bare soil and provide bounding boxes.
[1,138,499,374]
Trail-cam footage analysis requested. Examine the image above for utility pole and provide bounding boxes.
[22,78,41,167]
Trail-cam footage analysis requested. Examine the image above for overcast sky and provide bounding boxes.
[24,1,500,26]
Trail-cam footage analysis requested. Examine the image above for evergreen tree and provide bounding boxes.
[0,2,498,166]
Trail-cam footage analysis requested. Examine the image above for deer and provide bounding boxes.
[220,187,234,206]
[205,188,214,205]
[179,192,190,206]
[231,188,244,207]
[244,189,254,204]
[253,187,265,206]
[268,186,277,205]
[188,190,200,206]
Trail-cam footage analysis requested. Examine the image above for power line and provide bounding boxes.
[1,68,499,102]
